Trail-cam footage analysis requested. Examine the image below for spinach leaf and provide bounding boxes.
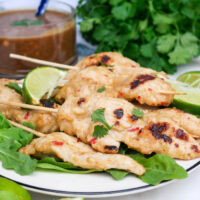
[107,169,128,180]
[0,140,37,175]
[38,157,78,169]
[130,153,187,185]
[37,163,101,174]
[0,113,11,129]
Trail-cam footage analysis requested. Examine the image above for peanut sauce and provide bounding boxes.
[0,9,76,75]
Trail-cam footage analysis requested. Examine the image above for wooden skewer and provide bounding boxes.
[0,101,58,113]
[158,91,186,95]
[8,120,45,137]
[10,53,79,70]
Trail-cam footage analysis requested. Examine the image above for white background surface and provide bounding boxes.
[10,0,200,199]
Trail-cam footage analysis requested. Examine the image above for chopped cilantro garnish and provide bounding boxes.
[91,108,112,138]
[93,125,108,139]
[131,108,144,118]
[97,86,106,93]
[11,19,43,27]
[91,108,112,129]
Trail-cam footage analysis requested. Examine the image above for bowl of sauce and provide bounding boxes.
[0,0,76,78]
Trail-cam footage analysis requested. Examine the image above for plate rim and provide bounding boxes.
[1,160,200,198]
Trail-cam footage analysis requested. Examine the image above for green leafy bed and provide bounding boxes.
[77,0,200,73]
[0,113,187,185]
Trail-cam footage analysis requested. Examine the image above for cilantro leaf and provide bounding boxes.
[93,125,108,139]
[11,18,43,27]
[30,19,43,26]
[80,18,99,32]
[169,32,199,65]
[140,43,154,58]
[152,13,175,25]
[131,108,144,118]
[78,0,200,73]
[6,82,22,95]
[157,34,176,54]
[111,2,135,21]
[97,86,106,93]
[91,108,112,129]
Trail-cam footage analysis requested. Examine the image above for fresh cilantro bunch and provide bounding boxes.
[77,0,200,73]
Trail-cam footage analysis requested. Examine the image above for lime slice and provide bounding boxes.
[59,198,85,200]
[177,71,200,88]
[169,76,200,115]
[23,67,67,104]
[0,177,32,200]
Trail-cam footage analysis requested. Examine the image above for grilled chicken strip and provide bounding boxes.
[0,79,58,133]
[58,94,200,159]
[76,52,140,69]
[152,108,200,138]
[56,66,117,103]
[125,109,200,160]
[74,52,175,106]
[19,132,145,175]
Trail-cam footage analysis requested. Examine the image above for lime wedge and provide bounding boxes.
[59,198,85,200]
[177,71,200,88]
[23,67,67,105]
[169,73,200,115]
[0,177,32,200]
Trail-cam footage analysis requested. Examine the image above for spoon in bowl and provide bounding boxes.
[35,0,50,17]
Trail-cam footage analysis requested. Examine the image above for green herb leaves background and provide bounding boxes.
[77,0,200,73]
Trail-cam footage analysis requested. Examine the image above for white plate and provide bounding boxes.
[1,59,200,198]
[0,158,200,198]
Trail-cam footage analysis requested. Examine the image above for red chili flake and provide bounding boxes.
[77,89,80,92]
[77,138,80,142]
[90,138,97,144]
[24,112,30,120]
[174,143,179,148]
[52,141,64,146]
[131,65,136,68]
[128,127,139,132]
[161,102,165,105]
[137,96,141,100]
[118,91,123,96]
[187,117,191,120]
[148,88,152,91]
[114,121,120,126]
[104,74,108,77]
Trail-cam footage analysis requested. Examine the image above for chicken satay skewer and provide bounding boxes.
[0,100,58,113]
[10,54,185,96]
[8,120,45,137]
[10,53,79,70]
[2,97,200,160]
[9,120,145,175]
